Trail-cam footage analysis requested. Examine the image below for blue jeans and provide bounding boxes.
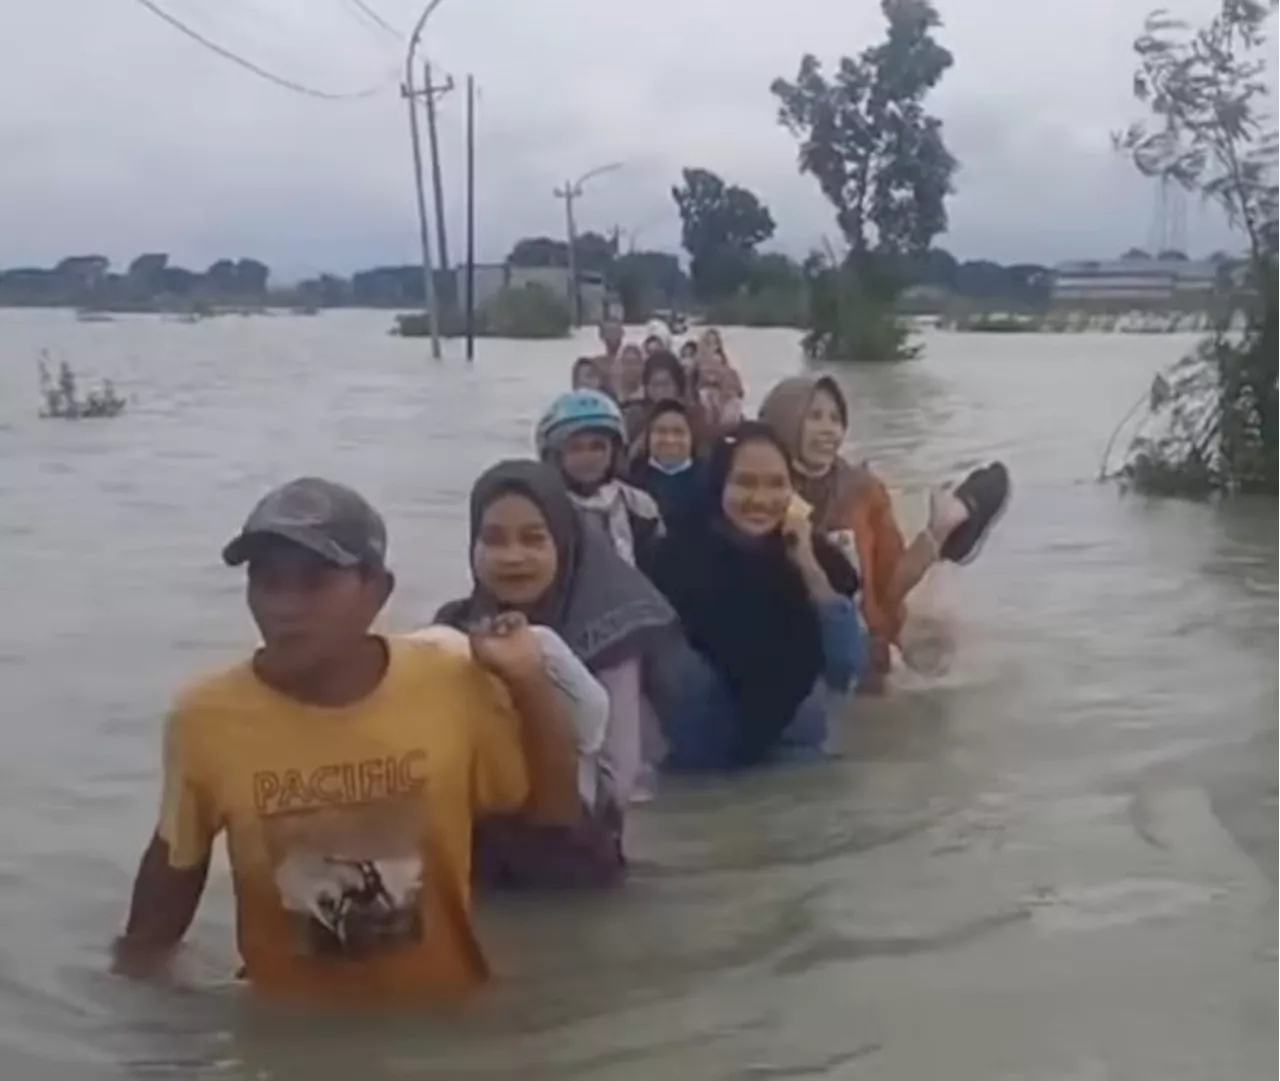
[648,596,863,772]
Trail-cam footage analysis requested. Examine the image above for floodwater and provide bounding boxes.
[0,309,1274,1080]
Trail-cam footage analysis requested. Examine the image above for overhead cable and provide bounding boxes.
[344,0,402,39]
[129,0,388,101]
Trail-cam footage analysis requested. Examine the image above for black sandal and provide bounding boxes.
[939,462,1011,565]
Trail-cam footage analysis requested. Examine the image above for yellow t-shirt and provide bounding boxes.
[158,636,529,1005]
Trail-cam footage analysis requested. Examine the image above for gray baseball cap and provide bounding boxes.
[221,477,388,569]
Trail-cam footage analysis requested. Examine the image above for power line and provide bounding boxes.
[343,0,401,39]
[129,0,388,101]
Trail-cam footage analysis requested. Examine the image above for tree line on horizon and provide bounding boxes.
[0,235,1193,320]
[1,0,1268,496]
[0,0,1211,329]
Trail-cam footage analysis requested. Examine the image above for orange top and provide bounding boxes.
[158,637,530,1006]
[816,468,907,669]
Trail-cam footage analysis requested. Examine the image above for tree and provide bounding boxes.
[573,232,617,276]
[297,273,350,308]
[55,255,109,281]
[771,0,958,359]
[205,259,238,293]
[1115,2,1277,266]
[234,258,269,295]
[506,232,616,276]
[508,236,568,267]
[1108,0,1277,496]
[701,252,809,328]
[127,253,169,292]
[157,266,199,296]
[671,167,775,301]
[613,250,688,322]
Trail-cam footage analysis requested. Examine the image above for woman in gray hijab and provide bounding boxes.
[435,460,676,888]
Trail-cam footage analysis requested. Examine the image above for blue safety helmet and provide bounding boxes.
[535,390,626,456]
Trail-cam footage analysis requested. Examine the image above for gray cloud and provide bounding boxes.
[0,0,1253,278]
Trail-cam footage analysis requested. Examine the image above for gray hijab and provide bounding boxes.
[434,459,675,670]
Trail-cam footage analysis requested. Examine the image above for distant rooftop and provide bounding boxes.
[1053,255,1222,281]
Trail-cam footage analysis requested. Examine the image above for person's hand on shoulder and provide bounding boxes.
[468,612,544,685]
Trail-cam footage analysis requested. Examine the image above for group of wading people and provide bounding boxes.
[116,319,1010,1007]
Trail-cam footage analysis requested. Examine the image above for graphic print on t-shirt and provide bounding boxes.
[255,752,429,960]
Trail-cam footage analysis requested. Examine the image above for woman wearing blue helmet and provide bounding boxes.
[536,389,669,804]
[535,390,664,570]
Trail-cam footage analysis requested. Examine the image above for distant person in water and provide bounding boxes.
[432,461,677,882]
[627,399,706,530]
[759,375,1010,690]
[598,319,624,365]
[113,478,578,1005]
[677,341,700,399]
[614,343,648,427]
[642,321,670,357]
[697,328,738,374]
[642,424,862,770]
[571,357,609,393]
[642,350,688,404]
[693,329,744,435]
[642,333,667,357]
[625,349,705,450]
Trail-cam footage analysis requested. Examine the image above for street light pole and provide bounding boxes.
[402,0,449,359]
[402,80,439,357]
[464,74,476,363]
[422,61,454,276]
[552,161,624,329]
[554,180,581,326]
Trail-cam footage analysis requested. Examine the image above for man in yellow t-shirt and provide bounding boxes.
[113,477,579,1005]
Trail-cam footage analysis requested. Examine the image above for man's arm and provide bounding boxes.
[114,705,219,977]
[113,835,210,976]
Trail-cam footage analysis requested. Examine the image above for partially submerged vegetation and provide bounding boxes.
[798,248,920,360]
[38,352,127,420]
[395,282,572,341]
[1105,0,1277,497]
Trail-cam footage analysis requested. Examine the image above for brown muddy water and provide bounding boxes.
[0,310,1274,1080]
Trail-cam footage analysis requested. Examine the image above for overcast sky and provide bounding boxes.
[0,0,1266,278]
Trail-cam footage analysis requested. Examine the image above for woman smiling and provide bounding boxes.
[434,460,677,885]
[641,424,863,771]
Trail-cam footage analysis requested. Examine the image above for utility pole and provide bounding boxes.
[401,0,450,360]
[422,61,453,276]
[552,162,624,329]
[553,181,582,327]
[464,74,476,363]
[402,73,440,357]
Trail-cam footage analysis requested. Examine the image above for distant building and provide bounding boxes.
[451,263,607,324]
[463,263,509,310]
[1050,254,1222,307]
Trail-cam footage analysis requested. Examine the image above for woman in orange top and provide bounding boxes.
[759,376,1009,691]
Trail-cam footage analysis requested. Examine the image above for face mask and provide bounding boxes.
[649,456,693,476]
